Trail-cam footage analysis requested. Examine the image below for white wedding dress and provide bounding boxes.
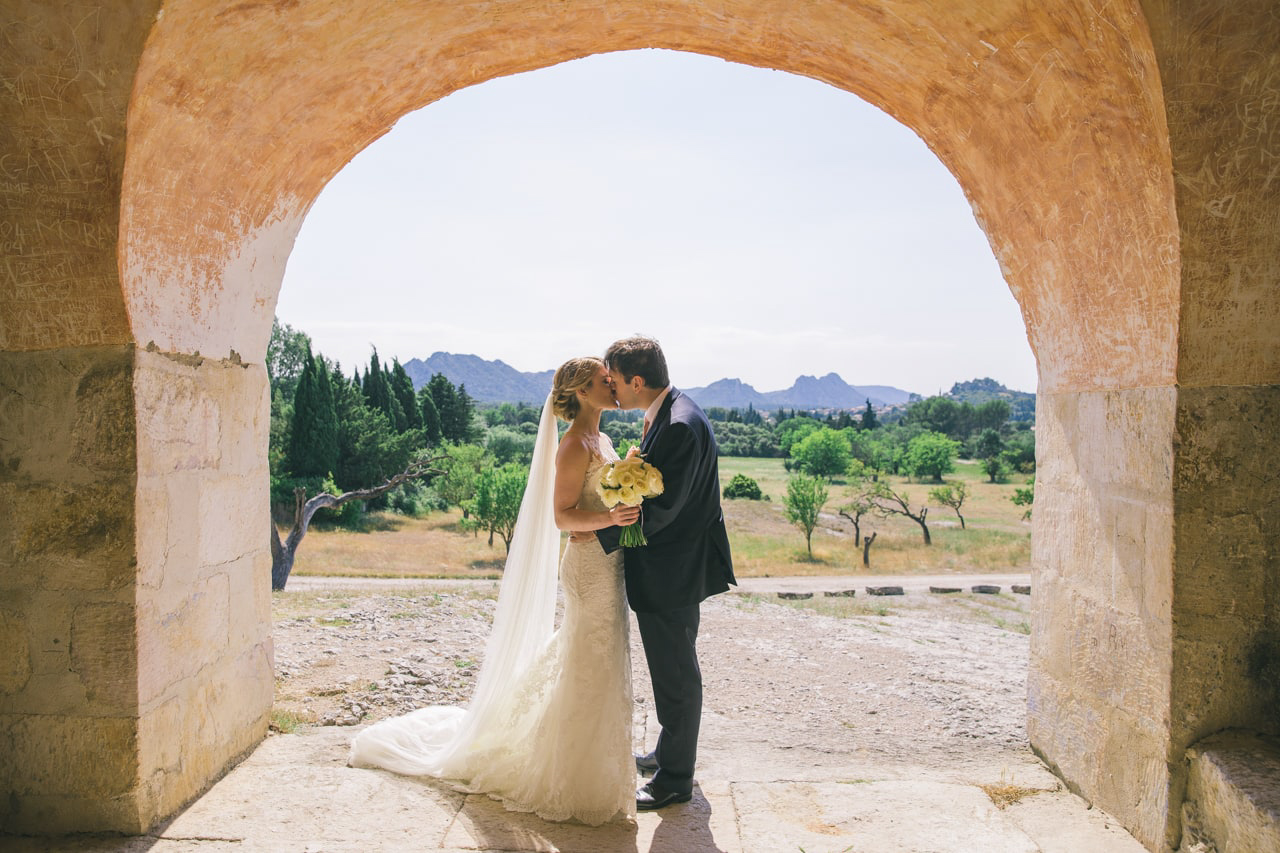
[349,396,635,826]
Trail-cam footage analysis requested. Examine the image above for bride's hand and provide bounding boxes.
[609,504,641,526]
[625,445,641,459]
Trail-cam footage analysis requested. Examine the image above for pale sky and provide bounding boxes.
[276,49,1037,397]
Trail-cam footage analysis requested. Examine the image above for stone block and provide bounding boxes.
[69,600,138,712]
[0,792,146,836]
[9,482,135,589]
[198,473,268,568]
[133,353,222,474]
[866,585,904,595]
[5,713,138,799]
[226,551,273,654]
[1183,730,1280,853]
[211,362,270,477]
[71,355,137,474]
[136,644,272,824]
[137,571,229,708]
[0,607,32,695]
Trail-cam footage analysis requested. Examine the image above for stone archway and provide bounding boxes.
[2,3,1276,850]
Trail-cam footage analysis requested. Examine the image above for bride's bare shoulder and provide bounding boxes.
[556,429,592,464]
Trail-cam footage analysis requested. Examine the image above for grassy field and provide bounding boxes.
[289,457,1031,580]
[718,457,1031,576]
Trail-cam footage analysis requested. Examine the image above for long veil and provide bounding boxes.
[348,392,561,777]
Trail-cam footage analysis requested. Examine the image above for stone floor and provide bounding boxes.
[7,574,1152,852]
[7,717,1148,853]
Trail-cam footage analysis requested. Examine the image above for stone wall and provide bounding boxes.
[0,346,275,833]
[0,346,141,831]
[132,348,275,825]
[1028,387,1177,847]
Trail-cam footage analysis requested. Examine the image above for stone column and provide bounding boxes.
[0,347,276,834]
[131,347,275,825]
[1031,4,1280,849]
[1160,0,1280,842]
[0,347,143,831]
[2,2,274,833]
[1028,387,1177,849]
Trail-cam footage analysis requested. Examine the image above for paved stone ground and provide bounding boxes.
[8,575,1150,853]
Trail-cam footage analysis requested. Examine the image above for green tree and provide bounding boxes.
[837,462,875,545]
[1011,478,1034,520]
[784,474,829,557]
[776,416,823,456]
[427,374,477,443]
[974,399,1012,432]
[867,480,932,545]
[904,396,960,437]
[418,388,443,446]
[486,426,536,466]
[266,317,312,400]
[466,462,528,551]
[723,473,764,500]
[928,481,968,528]
[982,455,1009,483]
[790,427,853,480]
[1002,428,1037,473]
[390,359,424,432]
[859,399,879,431]
[903,431,959,482]
[286,345,339,479]
[433,442,488,512]
[974,427,1004,459]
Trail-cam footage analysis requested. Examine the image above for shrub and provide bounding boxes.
[723,473,764,500]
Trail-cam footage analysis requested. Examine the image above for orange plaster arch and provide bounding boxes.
[120,0,1178,396]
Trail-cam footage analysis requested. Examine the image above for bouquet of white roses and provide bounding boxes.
[597,455,664,546]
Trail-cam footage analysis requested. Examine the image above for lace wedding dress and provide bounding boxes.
[349,396,635,826]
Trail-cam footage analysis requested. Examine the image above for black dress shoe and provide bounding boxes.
[636,782,692,811]
[635,751,659,773]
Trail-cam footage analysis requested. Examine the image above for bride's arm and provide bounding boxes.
[553,436,639,532]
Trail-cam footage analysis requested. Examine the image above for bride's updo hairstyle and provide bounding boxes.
[551,357,604,422]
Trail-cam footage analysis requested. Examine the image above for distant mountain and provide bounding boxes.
[686,372,913,410]
[403,352,554,403]
[947,377,1036,421]
[680,378,770,409]
[406,352,916,409]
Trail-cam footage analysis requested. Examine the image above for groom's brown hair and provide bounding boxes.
[605,336,669,389]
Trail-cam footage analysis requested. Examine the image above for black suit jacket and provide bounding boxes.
[598,388,735,613]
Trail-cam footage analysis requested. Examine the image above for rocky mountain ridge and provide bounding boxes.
[404,352,918,409]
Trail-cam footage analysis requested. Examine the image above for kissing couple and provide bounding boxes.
[350,335,736,824]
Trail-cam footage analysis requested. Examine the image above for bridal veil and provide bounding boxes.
[348,392,562,776]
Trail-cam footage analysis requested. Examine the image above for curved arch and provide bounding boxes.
[120,0,1176,395]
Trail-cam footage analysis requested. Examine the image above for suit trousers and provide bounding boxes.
[637,603,702,796]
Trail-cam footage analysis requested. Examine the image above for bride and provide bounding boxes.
[349,357,640,825]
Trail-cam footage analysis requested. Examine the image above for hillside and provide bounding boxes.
[406,353,915,408]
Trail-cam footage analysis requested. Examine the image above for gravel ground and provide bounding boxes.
[271,576,1035,779]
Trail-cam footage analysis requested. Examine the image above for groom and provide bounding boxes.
[596,335,736,811]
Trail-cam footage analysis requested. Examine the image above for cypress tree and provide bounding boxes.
[363,350,390,414]
[419,389,442,446]
[390,359,423,431]
[383,364,408,432]
[313,357,340,474]
[287,345,339,478]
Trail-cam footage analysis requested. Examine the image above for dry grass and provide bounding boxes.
[286,457,1031,580]
[719,457,1031,576]
[980,783,1050,809]
[288,510,511,579]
